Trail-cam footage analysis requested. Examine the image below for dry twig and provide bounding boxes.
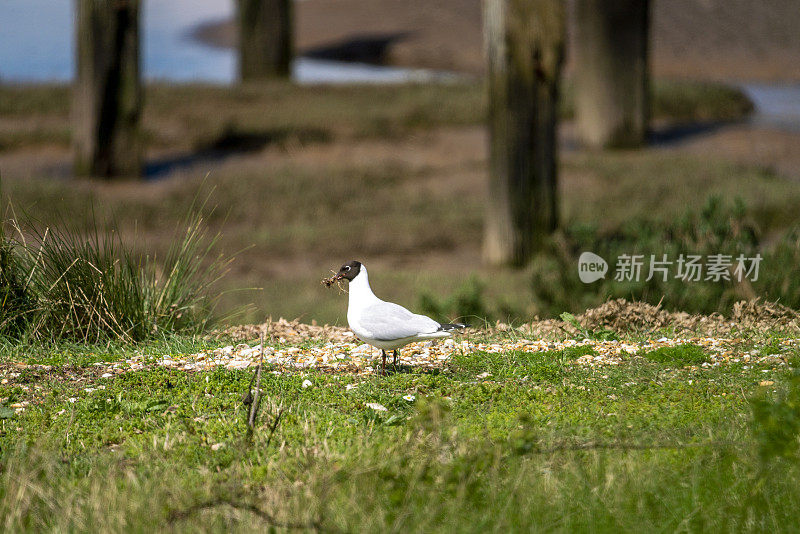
[167,498,331,532]
[244,333,265,438]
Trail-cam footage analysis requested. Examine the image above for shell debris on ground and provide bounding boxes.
[2,335,794,414]
[12,335,783,380]
[4,300,799,414]
[2,334,795,395]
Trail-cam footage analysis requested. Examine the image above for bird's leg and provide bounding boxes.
[393,349,399,368]
[381,350,387,375]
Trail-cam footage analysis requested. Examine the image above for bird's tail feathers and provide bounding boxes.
[437,322,469,332]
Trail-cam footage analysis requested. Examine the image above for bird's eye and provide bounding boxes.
[344,266,351,271]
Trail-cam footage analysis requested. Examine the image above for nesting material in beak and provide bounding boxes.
[321,272,346,291]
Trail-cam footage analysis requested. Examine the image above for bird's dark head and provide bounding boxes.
[333,260,362,282]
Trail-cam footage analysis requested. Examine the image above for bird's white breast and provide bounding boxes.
[346,267,381,339]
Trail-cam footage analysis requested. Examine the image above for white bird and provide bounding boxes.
[329,260,467,373]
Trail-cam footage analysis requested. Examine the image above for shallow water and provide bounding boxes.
[0,0,229,82]
[739,83,800,133]
[0,0,446,84]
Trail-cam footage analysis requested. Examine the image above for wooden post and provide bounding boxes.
[574,0,650,149]
[483,0,564,266]
[73,0,142,178]
[237,0,293,81]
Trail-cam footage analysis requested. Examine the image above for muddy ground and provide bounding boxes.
[195,0,800,82]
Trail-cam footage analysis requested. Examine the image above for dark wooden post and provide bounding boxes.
[73,0,142,178]
[237,0,293,80]
[574,0,650,148]
[483,0,565,266]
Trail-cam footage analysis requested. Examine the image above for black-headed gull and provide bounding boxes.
[328,260,467,373]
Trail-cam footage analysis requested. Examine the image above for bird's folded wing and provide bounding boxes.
[360,302,440,341]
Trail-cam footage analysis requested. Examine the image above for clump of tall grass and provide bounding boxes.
[0,208,230,342]
[0,220,33,337]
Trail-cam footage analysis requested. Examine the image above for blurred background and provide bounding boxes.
[1,0,799,329]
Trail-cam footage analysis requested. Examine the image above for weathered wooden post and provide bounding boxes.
[73,0,142,178]
[574,0,650,148]
[483,0,565,266]
[237,0,293,80]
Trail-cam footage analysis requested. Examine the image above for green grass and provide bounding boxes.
[642,344,709,366]
[1,332,799,531]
